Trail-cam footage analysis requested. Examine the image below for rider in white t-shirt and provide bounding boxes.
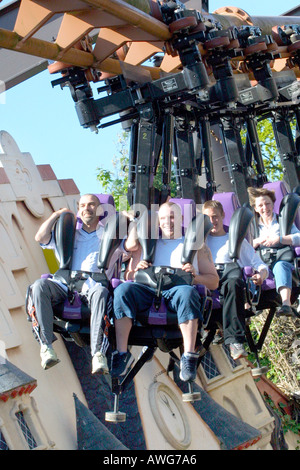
[111,201,219,383]
[203,200,268,360]
[31,194,134,374]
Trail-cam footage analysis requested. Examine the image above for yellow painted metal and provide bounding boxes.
[42,249,59,274]
[0,27,162,79]
[0,27,94,65]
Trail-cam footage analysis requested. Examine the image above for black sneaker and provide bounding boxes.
[111,350,135,378]
[179,352,199,382]
[276,305,294,317]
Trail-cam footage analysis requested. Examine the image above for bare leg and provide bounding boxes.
[279,286,292,306]
[114,317,133,353]
[179,319,198,353]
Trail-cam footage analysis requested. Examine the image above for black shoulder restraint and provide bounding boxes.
[52,211,112,302]
[133,211,211,310]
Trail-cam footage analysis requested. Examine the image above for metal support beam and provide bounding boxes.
[174,113,201,203]
[245,116,268,187]
[272,111,300,190]
[221,117,250,206]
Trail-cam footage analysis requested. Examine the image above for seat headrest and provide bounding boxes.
[169,198,196,231]
[212,192,240,227]
[94,193,115,207]
[263,181,288,215]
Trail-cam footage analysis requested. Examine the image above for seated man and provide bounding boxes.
[248,186,300,316]
[31,193,135,373]
[202,200,269,360]
[112,201,219,382]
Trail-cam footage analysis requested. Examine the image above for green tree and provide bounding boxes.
[256,118,283,181]
[96,131,130,210]
[246,117,296,181]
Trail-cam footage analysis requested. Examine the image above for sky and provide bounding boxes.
[0,0,299,195]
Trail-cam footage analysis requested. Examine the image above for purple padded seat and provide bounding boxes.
[169,198,196,232]
[147,198,207,325]
[264,181,300,230]
[209,192,254,309]
[261,182,288,290]
[131,198,207,326]
[263,181,288,215]
[262,181,300,290]
[210,267,255,310]
[212,192,240,227]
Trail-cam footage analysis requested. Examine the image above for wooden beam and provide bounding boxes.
[0,27,161,79]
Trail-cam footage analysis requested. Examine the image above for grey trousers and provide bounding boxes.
[30,278,110,356]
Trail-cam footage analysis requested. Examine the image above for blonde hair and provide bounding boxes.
[202,199,224,215]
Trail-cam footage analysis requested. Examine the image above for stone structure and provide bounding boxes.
[0,356,54,450]
[0,130,85,449]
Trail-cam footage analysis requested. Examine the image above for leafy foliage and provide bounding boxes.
[256,118,283,181]
[96,131,130,211]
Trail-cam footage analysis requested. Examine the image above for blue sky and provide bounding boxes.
[0,0,299,195]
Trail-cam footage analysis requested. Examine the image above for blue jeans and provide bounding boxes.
[113,282,203,324]
[272,260,294,292]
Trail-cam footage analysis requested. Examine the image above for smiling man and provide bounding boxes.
[111,201,219,383]
[31,194,128,374]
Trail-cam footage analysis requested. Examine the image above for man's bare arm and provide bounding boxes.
[195,244,219,290]
[35,208,72,245]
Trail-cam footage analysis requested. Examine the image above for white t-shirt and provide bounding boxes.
[206,233,267,273]
[42,225,124,289]
[153,237,199,273]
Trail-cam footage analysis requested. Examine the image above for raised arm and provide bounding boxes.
[121,212,140,253]
[35,208,72,245]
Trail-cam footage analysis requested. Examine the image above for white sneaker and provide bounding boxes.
[229,343,248,361]
[40,344,59,370]
[92,352,109,375]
